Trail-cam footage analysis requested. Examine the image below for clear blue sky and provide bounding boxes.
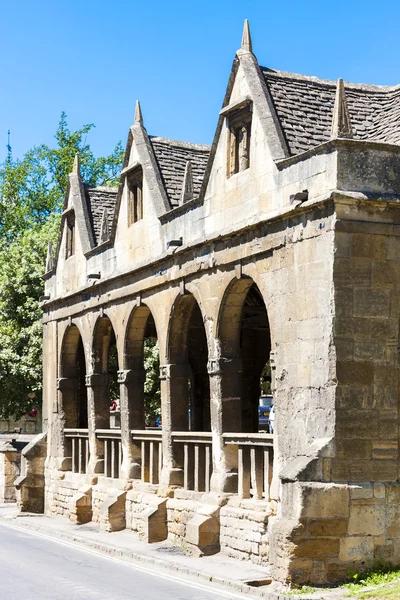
[1,0,400,162]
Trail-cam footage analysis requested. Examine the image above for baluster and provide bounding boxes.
[118,440,122,479]
[72,438,76,473]
[264,447,271,500]
[251,446,263,500]
[158,441,163,483]
[194,444,200,492]
[184,443,189,490]
[141,441,146,482]
[78,437,83,474]
[85,438,89,473]
[205,444,211,493]
[104,439,109,477]
[149,441,154,484]
[238,446,251,498]
[111,439,115,478]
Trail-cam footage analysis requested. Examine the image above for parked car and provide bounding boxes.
[258,395,273,432]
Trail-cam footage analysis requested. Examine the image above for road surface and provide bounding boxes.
[0,522,248,600]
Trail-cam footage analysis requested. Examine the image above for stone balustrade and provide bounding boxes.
[131,429,162,484]
[172,432,213,493]
[64,429,90,474]
[223,433,274,500]
[96,429,122,479]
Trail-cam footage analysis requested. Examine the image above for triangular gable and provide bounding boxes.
[198,31,289,202]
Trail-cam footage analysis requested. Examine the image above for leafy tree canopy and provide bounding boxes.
[0,114,124,418]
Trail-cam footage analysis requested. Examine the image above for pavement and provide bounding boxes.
[0,503,297,600]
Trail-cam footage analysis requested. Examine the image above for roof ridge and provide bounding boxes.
[261,67,400,93]
[149,136,211,152]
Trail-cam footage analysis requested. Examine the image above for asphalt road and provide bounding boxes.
[0,523,248,600]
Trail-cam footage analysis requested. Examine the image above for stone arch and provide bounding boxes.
[59,323,88,428]
[217,276,271,433]
[89,314,120,431]
[167,292,210,431]
[123,303,160,427]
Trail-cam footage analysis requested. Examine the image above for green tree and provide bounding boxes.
[0,114,124,418]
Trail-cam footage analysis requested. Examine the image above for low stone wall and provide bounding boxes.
[0,436,34,503]
[220,497,272,565]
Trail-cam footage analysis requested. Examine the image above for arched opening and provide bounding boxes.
[92,315,119,429]
[218,279,271,433]
[60,324,87,428]
[168,294,210,432]
[124,305,160,428]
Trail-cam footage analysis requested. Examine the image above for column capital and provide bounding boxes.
[159,363,188,380]
[117,369,145,384]
[57,377,78,391]
[207,357,242,376]
[85,373,109,388]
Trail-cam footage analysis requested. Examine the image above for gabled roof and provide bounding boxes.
[149,137,210,206]
[263,68,400,156]
[85,186,118,245]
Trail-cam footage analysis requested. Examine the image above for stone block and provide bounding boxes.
[308,519,347,537]
[140,498,167,543]
[69,485,92,525]
[294,538,339,559]
[302,484,350,519]
[99,490,126,532]
[339,537,374,562]
[186,508,220,555]
[348,503,385,536]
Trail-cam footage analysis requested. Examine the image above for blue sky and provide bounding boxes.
[1,0,400,162]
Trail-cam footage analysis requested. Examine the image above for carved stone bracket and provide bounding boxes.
[85,373,109,388]
[207,357,243,376]
[57,377,78,391]
[159,363,188,380]
[117,369,146,384]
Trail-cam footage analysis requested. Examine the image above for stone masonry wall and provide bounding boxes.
[220,498,272,565]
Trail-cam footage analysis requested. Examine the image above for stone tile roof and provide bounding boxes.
[85,186,118,244]
[149,137,210,206]
[262,68,400,156]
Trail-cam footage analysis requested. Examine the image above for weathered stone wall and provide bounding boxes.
[220,498,271,565]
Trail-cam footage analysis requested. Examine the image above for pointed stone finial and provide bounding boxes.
[72,153,81,176]
[134,100,143,125]
[180,161,194,205]
[46,241,54,272]
[241,19,252,53]
[99,207,110,243]
[331,78,353,139]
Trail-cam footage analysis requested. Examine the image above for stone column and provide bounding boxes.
[208,357,242,493]
[56,377,78,468]
[86,373,109,474]
[0,442,19,503]
[118,368,146,479]
[159,363,188,486]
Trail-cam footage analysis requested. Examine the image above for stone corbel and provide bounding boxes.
[117,369,146,384]
[207,357,243,376]
[159,363,188,381]
[57,377,78,391]
[85,373,109,388]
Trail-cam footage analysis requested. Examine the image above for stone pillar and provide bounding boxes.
[118,368,146,479]
[56,377,78,466]
[160,363,188,486]
[86,373,109,474]
[0,442,19,503]
[208,357,242,493]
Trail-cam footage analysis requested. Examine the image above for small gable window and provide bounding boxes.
[226,104,252,177]
[127,168,143,226]
[65,212,75,259]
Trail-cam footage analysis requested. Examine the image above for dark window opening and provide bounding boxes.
[127,169,143,225]
[65,213,75,259]
[227,105,252,177]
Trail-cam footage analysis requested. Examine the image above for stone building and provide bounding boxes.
[18,20,400,585]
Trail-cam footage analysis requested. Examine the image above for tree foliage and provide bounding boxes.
[0,114,124,418]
